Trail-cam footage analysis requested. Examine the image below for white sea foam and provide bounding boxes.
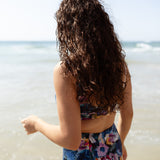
[124,42,160,55]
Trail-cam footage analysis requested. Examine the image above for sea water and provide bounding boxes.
[0,41,160,159]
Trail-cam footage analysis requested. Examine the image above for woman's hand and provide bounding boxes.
[122,144,127,160]
[21,115,39,135]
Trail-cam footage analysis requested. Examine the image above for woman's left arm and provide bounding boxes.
[21,64,81,150]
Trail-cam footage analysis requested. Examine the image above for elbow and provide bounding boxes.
[63,132,81,151]
[68,136,81,151]
[121,104,134,119]
[129,105,134,118]
[69,141,81,151]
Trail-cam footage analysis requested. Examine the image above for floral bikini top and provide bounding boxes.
[78,96,119,120]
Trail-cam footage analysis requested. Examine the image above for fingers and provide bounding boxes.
[21,118,29,134]
[22,124,31,135]
[123,155,127,160]
[21,118,27,124]
[21,115,38,136]
[21,117,37,135]
[125,152,127,159]
[122,144,127,160]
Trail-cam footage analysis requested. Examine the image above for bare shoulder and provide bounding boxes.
[53,61,67,81]
[53,61,64,74]
[53,62,66,84]
[53,61,75,89]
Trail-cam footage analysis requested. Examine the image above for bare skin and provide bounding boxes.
[21,62,133,160]
[81,112,116,133]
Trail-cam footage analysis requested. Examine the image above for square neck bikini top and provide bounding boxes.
[78,95,119,120]
[55,94,112,120]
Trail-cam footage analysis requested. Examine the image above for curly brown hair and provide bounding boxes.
[56,0,130,112]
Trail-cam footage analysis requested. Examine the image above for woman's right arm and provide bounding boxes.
[117,67,133,159]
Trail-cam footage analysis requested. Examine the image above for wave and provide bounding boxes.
[123,42,160,54]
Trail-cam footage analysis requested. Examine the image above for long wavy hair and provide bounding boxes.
[56,0,130,112]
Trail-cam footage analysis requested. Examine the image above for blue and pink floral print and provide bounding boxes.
[63,123,122,160]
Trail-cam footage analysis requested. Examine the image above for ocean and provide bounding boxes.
[0,41,160,160]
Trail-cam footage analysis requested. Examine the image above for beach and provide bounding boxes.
[0,41,160,159]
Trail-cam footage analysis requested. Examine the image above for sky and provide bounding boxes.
[0,0,159,41]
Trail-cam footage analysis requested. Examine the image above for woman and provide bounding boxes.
[21,0,133,159]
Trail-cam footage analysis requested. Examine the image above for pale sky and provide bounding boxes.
[0,0,159,41]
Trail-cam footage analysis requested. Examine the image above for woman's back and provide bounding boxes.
[53,63,128,160]
[55,61,132,160]
[81,112,116,133]
[55,62,117,134]
[79,94,116,133]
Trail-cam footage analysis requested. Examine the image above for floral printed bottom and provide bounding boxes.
[63,123,122,160]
